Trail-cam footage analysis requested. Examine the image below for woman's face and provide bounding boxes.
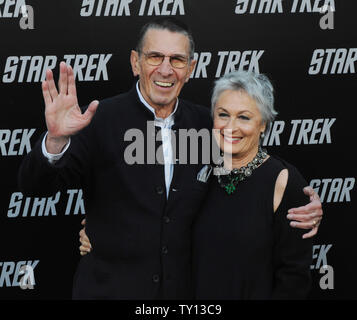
[213,89,266,160]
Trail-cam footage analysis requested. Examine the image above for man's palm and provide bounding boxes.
[42,62,99,139]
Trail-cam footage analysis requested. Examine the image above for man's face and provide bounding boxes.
[131,28,196,111]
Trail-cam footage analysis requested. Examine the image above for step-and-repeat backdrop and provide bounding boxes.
[0,0,355,300]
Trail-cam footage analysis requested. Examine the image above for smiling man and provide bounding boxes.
[131,27,196,119]
[18,18,323,300]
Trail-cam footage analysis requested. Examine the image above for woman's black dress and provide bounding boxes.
[192,156,313,299]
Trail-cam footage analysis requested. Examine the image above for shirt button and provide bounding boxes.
[162,246,168,254]
[152,274,160,283]
[156,186,164,195]
[163,216,170,224]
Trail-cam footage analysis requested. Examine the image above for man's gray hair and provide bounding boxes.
[135,18,195,60]
[211,70,278,134]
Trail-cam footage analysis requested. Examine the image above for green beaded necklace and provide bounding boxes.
[215,147,268,195]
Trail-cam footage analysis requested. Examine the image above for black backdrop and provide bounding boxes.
[0,0,356,300]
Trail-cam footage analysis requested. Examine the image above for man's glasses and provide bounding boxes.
[141,51,189,69]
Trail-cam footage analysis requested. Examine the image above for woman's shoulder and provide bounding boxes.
[266,155,293,170]
[269,155,307,187]
[268,155,309,209]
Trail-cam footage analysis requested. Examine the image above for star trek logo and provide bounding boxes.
[309,49,357,75]
[7,189,86,218]
[0,129,36,156]
[0,260,39,288]
[262,118,336,146]
[190,50,265,79]
[234,0,335,14]
[2,54,112,83]
[80,0,185,16]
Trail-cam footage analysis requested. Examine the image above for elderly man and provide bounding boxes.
[18,18,322,300]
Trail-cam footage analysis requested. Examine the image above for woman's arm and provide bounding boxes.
[272,166,313,299]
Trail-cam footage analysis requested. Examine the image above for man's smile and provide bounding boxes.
[154,80,175,88]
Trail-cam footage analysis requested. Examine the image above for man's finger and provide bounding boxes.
[79,247,89,256]
[302,227,318,239]
[42,81,52,106]
[81,240,91,248]
[82,100,99,123]
[287,212,320,222]
[79,232,90,244]
[46,69,58,100]
[79,233,91,245]
[79,245,91,252]
[81,218,86,226]
[290,220,318,229]
[303,186,321,201]
[288,199,322,214]
[68,65,77,97]
[58,62,68,94]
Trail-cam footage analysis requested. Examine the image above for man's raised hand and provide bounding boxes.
[42,61,99,154]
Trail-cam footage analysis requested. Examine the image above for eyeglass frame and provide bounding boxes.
[139,50,190,69]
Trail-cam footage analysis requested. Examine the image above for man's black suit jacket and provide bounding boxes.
[18,85,212,299]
